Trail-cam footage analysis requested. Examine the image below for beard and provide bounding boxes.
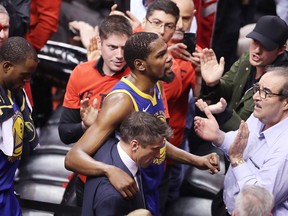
[161,70,175,83]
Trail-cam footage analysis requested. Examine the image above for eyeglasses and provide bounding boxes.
[146,17,176,32]
[252,83,283,99]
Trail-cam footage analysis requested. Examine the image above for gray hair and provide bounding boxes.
[0,4,9,16]
[265,66,288,100]
[234,185,274,216]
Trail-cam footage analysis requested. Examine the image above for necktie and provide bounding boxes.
[136,170,146,208]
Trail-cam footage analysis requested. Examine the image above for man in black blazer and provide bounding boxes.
[82,111,173,216]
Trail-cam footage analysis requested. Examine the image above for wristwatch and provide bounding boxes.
[231,159,244,168]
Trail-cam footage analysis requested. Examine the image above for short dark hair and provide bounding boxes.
[120,111,173,147]
[99,15,133,40]
[146,0,179,23]
[0,36,38,64]
[265,66,288,100]
[124,32,159,70]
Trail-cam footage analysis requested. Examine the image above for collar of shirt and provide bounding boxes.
[261,117,288,148]
[94,57,128,76]
[117,142,138,177]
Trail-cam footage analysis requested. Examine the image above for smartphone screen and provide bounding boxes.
[183,33,196,54]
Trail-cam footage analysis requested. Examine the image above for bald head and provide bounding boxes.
[171,0,195,42]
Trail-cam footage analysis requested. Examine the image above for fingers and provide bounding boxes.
[111,3,117,11]
[219,97,227,106]
[201,48,215,63]
[195,98,208,111]
[80,98,89,107]
[121,181,138,199]
[203,106,216,120]
[92,98,98,108]
[219,56,225,68]
[238,121,249,140]
[209,153,220,173]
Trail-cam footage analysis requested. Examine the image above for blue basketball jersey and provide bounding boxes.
[108,77,166,216]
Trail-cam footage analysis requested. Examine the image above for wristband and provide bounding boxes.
[231,159,244,168]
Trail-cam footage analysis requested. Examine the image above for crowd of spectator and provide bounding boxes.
[1,0,288,216]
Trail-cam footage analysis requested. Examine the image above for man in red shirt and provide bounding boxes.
[58,14,133,206]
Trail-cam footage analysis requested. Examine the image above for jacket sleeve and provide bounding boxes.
[25,0,61,51]
[58,107,84,144]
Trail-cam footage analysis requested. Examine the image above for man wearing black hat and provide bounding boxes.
[195,15,288,216]
[199,15,288,132]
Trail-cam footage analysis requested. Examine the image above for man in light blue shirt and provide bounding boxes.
[194,66,288,216]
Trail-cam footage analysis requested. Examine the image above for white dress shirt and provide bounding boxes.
[217,114,288,215]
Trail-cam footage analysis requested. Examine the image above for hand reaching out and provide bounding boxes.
[200,48,225,87]
[69,21,96,49]
[194,106,225,146]
[110,4,141,30]
[80,98,99,129]
[196,98,227,114]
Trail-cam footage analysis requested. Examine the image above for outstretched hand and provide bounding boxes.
[69,21,96,49]
[106,165,138,198]
[200,48,225,87]
[80,98,99,129]
[196,98,227,114]
[194,106,224,146]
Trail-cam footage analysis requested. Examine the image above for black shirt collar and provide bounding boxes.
[93,57,128,76]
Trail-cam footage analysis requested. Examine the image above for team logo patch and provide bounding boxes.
[7,111,24,162]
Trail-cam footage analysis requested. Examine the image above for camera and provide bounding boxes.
[183,33,196,54]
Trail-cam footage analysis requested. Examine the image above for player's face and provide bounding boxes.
[101,34,129,75]
[135,138,164,168]
[2,58,37,91]
[144,38,173,81]
[0,13,9,47]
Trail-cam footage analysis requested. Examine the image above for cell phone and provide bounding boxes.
[183,33,196,54]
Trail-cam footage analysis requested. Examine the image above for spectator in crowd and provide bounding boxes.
[25,0,61,52]
[1,0,30,37]
[58,14,133,206]
[199,15,288,132]
[232,185,274,216]
[194,66,288,216]
[164,0,202,206]
[195,14,288,216]
[0,37,39,216]
[82,111,173,216]
[25,0,62,127]
[65,32,220,216]
[0,5,9,47]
